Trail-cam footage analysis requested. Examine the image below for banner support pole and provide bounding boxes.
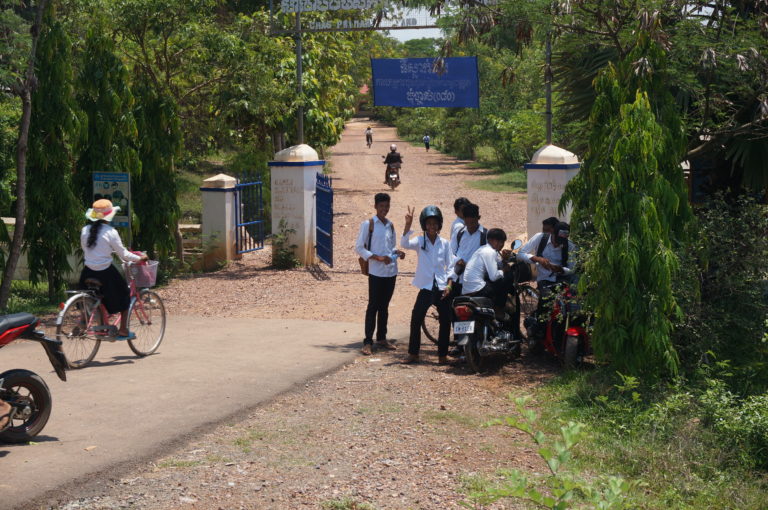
[295,11,304,145]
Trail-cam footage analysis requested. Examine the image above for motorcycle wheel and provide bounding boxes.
[464,328,501,374]
[562,335,579,369]
[0,369,52,443]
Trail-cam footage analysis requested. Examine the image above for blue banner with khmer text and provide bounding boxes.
[371,57,480,109]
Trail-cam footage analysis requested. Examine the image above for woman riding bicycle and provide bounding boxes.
[80,199,147,340]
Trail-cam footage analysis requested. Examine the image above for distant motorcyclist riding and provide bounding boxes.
[382,144,403,189]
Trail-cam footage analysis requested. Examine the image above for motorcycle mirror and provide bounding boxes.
[511,239,522,250]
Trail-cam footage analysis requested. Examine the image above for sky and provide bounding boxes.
[390,27,443,42]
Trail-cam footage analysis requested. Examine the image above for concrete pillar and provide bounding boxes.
[200,173,237,270]
[268,144,325,265]
[524,145,580,239]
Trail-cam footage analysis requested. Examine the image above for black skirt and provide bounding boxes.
[79,265,131,314]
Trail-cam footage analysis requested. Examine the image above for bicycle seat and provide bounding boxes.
[83,278,102,290]
[0,312,37,335]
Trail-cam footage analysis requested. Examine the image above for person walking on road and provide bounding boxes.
[400,205,455,364]
[422,134,431,151]
[365,126,373,148]
[355,193,404,355]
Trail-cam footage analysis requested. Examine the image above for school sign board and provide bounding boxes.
[371,57,480,108]
[92,172,130,228]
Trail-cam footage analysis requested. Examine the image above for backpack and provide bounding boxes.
[536,233,568,267]
[455,227,486,255]
[359,218,393,275]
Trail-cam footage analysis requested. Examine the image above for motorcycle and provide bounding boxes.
[452,240,530,373]
[386,163,401,190]
[525,281,591,368]
[0,312,68,443]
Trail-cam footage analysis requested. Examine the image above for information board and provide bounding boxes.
[93,172,130,228]
[371,57,480,108]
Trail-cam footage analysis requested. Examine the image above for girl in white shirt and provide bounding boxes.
[400,205,455,364]
[79,199,147,340]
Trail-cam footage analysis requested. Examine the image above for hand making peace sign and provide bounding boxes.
[404,205,415,234]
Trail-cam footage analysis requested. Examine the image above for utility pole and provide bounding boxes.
[545,33,553,145]
[295,11,304,144]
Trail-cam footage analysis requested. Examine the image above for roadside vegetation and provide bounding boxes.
[372,1,768,508]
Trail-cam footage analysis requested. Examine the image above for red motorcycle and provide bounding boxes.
[0,313,68,443]
[525,283,591,368]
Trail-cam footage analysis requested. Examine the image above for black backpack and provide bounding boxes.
[536,233,568,266]
[455,227,486,255]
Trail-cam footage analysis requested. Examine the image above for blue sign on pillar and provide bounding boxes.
[371,57,480,108]
[92,172,131,228]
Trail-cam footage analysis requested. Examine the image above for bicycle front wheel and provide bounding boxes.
[127,290,166,356]
[56,294,102,369]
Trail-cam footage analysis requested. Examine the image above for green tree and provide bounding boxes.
[74,26,139,213]
[24,4,82,302]
[131,76,182,258]
[562,35,693,376]
[0,0,49,310]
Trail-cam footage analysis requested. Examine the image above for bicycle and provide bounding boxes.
[56,260,166,369]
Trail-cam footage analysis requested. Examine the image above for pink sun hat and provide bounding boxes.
[85,199,120,222]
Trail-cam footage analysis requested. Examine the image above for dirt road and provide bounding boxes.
[156,118,527,329]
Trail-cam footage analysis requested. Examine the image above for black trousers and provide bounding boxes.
[364,274,397,344]
[409,283,452,356]
[475,271,516,308]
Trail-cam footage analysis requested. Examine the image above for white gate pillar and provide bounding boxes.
[200,173,237,270]
[268,144,325,265]
[524,145,580,239]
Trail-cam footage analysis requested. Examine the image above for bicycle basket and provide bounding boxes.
[128,260,159,287]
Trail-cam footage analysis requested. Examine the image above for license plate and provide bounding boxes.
[453,321,475,334]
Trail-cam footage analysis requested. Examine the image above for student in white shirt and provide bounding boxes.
[517,221,576,292]
[355,193,404,355]
[447,203,486,297]
[449,197,471,248]
[461,228,516,314]
[80,199,148,340]
[365,126,373,147]
[422,133,430,151]
[400,205,455,364]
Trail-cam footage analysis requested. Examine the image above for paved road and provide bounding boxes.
[0,316,406,509]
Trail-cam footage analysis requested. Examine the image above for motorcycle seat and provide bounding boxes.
[0,312,37,335]
[453,295,494,308]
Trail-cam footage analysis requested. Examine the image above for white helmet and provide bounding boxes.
[390,144,397,151]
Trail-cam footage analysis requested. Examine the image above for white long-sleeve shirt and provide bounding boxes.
[449,217,464,247]
[462,244,504,294]
[448,225,486,284]
[518,232,576,283]
[81,224,142,271]
[400,231,453,291]
[355,216,398,278]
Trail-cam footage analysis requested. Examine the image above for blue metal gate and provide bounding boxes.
[315,173,333,267]
[235,171,265,254]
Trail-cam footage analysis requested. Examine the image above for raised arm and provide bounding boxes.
[108,229,144,263]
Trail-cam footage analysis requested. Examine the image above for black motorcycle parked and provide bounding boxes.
[0,313,68,443]
[451,240,533,373]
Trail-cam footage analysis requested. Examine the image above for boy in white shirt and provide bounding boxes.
[460,228,515,316]
[355,193,404,355]
[448,203,486,297]
[400,205,455,364]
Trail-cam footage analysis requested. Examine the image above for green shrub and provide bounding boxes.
[271,219,299,269]
[673,195,768,393]
[699,378,768,469]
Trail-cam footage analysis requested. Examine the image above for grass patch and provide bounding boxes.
[4,280,61,315]
[532,370,768,509]
[233,427,269,452]
[467,167,527,193]
[423,410,478,428]
[321,497,376,510]
[157,459,203,469]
